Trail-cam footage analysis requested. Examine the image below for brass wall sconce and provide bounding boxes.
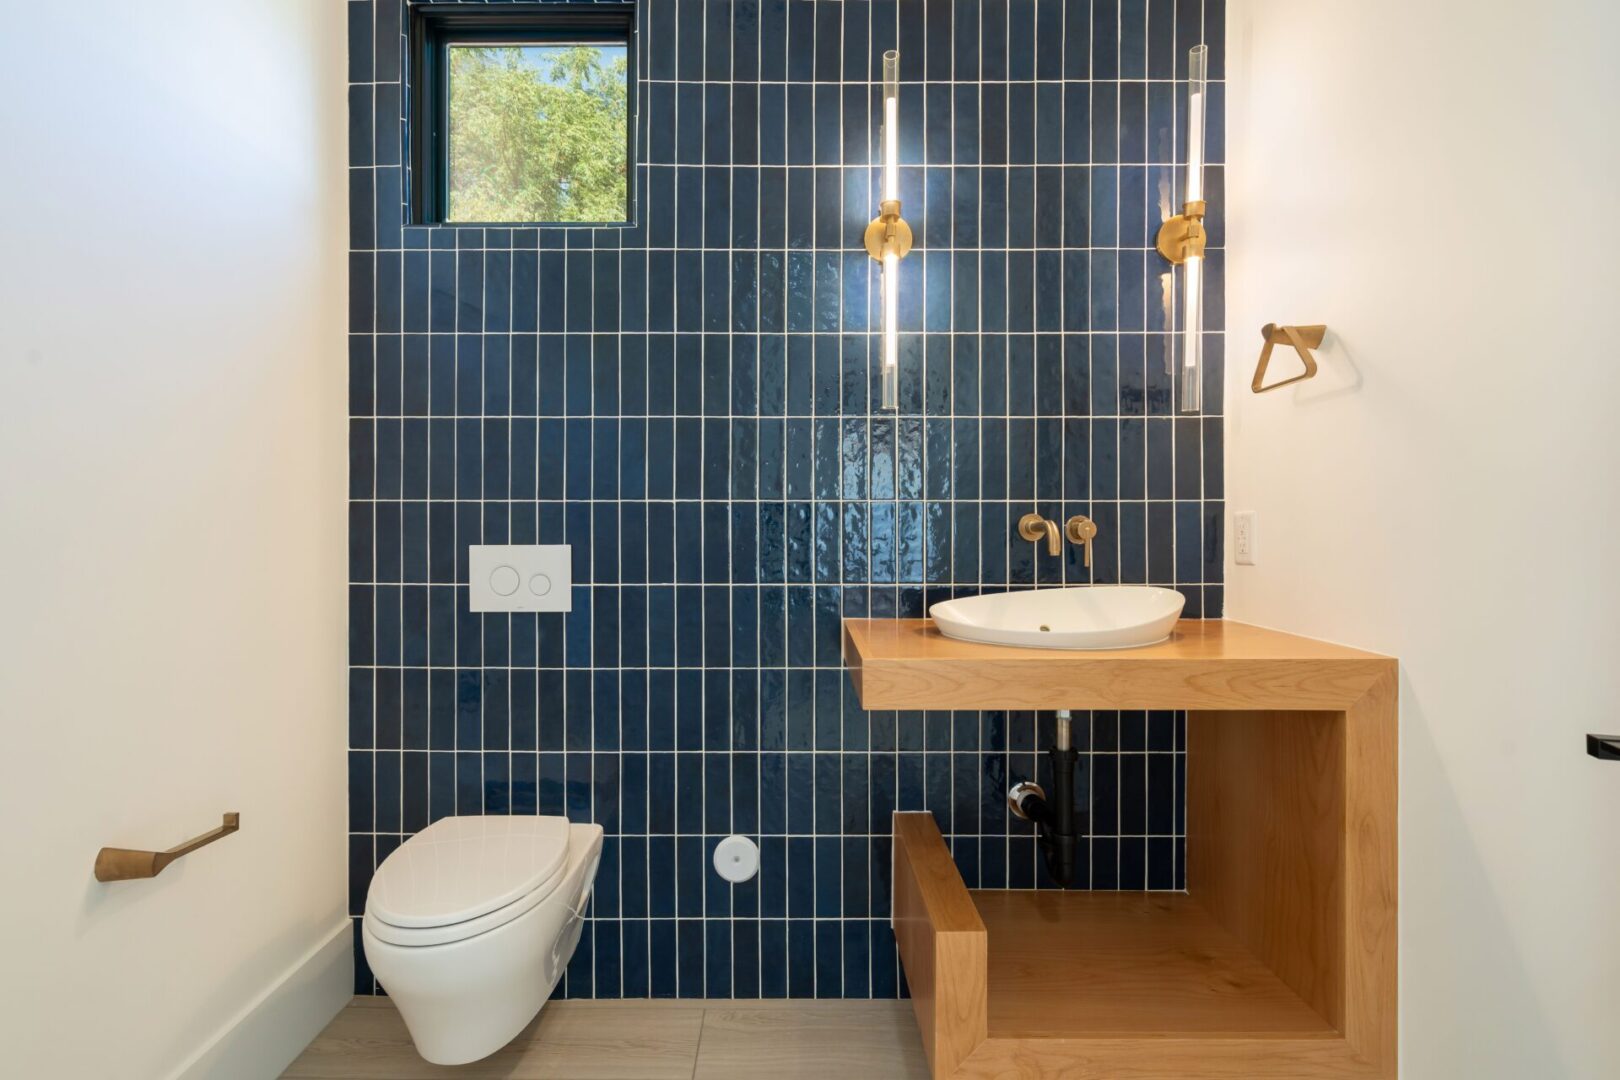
[865,49,911,411]
[1156,44,1210,414]
[1251,323,1326,393]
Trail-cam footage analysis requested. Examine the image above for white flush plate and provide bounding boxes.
[469,545,572,612]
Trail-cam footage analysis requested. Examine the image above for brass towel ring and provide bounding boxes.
[1251,323,1326,393]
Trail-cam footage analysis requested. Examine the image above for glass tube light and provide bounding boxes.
[881,251,899,407]
[1178,45,1209,413]
[879,51,902,410]
[882,52,899,203]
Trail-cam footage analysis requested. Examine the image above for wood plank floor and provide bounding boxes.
[282,997,931,1080]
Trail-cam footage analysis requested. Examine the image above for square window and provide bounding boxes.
[410,3,637,226]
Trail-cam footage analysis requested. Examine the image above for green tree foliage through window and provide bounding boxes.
[447,44,628,223]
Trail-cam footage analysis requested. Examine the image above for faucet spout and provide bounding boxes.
[1017,513,1062,557]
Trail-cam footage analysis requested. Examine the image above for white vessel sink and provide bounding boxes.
[929,587,1186,650]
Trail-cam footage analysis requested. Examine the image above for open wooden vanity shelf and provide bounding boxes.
[851,619,1398,1079]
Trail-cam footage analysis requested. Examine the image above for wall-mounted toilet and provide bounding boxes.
[362,815,603,1065]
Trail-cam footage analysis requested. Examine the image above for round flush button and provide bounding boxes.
[489,565,521,596]
[528,573,552,596]
[713,835,759,884]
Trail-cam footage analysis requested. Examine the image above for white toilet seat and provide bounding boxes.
[365,815,575,947]
[365,873,557,947]
[367,815,572,926]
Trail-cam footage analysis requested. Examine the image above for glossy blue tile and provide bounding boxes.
[350,0,1218,1002]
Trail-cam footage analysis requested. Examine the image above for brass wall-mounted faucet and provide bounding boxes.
[1065,516,1098,568]
[1017,513,1062,557]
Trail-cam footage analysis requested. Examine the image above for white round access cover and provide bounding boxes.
[368,815,571,928]
[713,835,759,883]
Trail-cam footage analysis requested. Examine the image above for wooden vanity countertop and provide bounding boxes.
[843,618,1395,711]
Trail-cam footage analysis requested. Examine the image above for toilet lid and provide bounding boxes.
[367,815,571,928]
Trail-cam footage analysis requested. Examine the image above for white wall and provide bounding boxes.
[0,3,350,1077]
[1224,2,1620,1075]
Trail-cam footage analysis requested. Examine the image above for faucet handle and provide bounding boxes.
[1064,515,1098,568]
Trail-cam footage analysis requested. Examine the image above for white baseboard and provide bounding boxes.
[171,919,353,1080]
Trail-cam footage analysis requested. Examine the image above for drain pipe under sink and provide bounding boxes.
[1007,710,1081,888]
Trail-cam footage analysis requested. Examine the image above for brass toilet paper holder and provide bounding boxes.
[95,812,240,882]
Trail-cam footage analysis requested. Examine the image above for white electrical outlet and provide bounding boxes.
[1234,511,1257,566]
[469,545,572,612]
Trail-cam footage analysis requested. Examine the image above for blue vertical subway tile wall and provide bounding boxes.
[349,0,1224,998]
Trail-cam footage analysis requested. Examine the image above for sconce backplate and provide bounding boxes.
[864,213,914,262]
[1155,211,1207,265]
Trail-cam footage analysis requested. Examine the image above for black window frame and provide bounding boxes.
[408,2,639,227]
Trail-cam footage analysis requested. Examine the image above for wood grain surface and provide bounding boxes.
[973,890,1337,1038]
[844,618,1394,711]
[1189,708,1347,1028]
[858,619,1399,1079]
[893,812,988,1080]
